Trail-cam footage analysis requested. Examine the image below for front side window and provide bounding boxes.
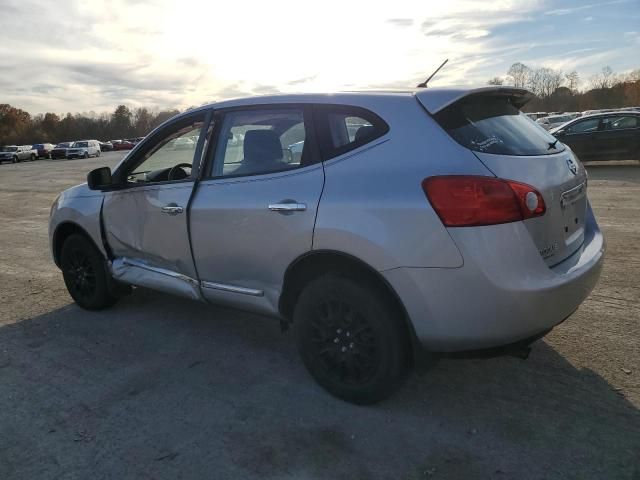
[211,109,308,178]
[565,118,600,134]
[121,113,206,184]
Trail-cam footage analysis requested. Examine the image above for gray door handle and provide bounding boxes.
[268,202,307,212]
[161,204,184,215]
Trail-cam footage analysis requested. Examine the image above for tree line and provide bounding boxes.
[0,104,181,146]
[3,65,640,145]
[488,64,640,113]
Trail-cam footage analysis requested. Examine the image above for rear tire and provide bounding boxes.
[60,234,117,310]
[293,274,410,404]
[30,154,36,161]
[97,150,101,157]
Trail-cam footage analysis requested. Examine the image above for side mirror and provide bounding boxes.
[555,129,565,136]
[87,167,113,190]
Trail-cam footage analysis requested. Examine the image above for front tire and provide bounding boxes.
[83,152,89,159]
[60,234,117,310]
[293,274,410,404]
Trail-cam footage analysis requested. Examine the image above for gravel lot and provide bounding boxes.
[0,152,638,479]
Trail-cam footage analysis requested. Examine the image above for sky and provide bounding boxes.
[0,0,639,114]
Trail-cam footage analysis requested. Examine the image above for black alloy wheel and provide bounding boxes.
[60,234,117,310]
[294,274,410,404]
[310,299,379,386]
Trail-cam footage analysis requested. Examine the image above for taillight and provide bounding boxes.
[422,176,546,227]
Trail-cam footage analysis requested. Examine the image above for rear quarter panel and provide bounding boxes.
[313,95,494,270]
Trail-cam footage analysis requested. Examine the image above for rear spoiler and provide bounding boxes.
[414,86,534,114]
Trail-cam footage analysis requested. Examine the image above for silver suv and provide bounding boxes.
[66,140,101,159]
[0,145,36,163]
[49,87,605,404]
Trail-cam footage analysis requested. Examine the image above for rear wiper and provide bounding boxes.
[548,139,559,150]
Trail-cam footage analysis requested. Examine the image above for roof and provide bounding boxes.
[184,85,534,116]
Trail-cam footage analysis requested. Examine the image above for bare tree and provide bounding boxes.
[565,71,580,93]
[541,68,563,98]
[487,77,504,85]
[507,62,530,88]
[590,66,615,89]
[527,68,563,98]
[626,69,640,82]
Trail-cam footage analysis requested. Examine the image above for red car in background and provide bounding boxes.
[111,140,134,151]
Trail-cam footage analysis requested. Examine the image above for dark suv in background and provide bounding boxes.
[32,143,56,159]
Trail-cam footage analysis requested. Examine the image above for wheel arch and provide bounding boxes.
[279,250,425,366]
[52,221,104,267]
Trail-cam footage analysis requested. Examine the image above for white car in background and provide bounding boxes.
[66,140,101,159]
[536,114,574,130]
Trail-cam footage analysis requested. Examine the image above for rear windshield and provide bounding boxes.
[435,95,565,156]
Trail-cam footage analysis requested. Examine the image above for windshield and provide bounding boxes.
[1,146,18,152]
[435,95,565,156]
[72,141,88,147]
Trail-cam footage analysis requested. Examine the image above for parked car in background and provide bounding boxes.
[536,114,574,130]
[51,142,74,159]
[0,145,36,163]
[525,112,548,120]
[66,140,101,159]
[49,87,604,404]
[112,139,134,150]
[550,112,640,161]
[32,143,56,159]
[99,141,114,152]
[170,137,195,150]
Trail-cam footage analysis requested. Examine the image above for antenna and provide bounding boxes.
[416,59,448,88]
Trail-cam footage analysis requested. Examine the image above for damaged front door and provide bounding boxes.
[101,110,212,299]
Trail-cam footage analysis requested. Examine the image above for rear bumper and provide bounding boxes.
[383,203,605,352]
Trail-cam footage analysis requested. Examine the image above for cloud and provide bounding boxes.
[386,18,414,27]
[287,75,318,86]
[0,0,637,113]
[544,0,628,15]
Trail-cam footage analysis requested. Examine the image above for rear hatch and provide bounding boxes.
[417,87,588,266]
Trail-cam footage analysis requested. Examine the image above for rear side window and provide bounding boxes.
[606,115,639,130]
[315,105,389,160]
[435,95,565,156]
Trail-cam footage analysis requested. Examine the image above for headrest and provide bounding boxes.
[354,125,376,142]
[243,130,282,162]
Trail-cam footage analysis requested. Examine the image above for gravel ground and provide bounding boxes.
[0,153,638,480]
